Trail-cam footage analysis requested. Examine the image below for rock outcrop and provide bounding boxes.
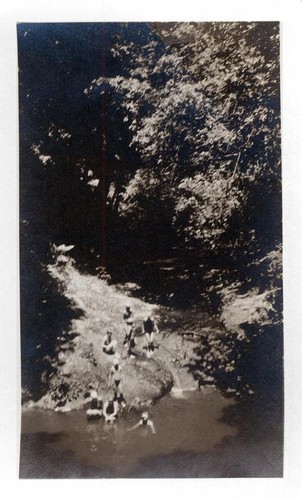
[24,256,193,411]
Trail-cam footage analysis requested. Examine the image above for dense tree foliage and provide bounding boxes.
[87,22,280,259]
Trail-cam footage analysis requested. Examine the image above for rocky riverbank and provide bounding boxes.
[23,254,199,412]
[22,245,282,411]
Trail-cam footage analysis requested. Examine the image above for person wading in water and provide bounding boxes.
[103,395,119,423]
[86,396,103,420]
[128,411,156,434]
[84,385,103,420]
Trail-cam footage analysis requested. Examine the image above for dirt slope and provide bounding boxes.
[30,256,197,411]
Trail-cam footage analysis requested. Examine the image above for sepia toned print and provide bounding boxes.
[18,22,282,478]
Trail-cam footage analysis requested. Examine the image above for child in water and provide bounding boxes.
[85,386,103,420]
[103,395,119,423]
[128,411,156,434]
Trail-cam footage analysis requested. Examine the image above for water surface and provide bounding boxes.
[20,386,282,478]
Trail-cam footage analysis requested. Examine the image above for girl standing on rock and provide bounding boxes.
[123,304,137,358]
[109,358,123,389]
[142,314,159,358]
[109,358,127,408]
[123,304,134,335]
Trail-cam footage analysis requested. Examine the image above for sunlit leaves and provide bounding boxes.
[87,22,280,255]
[174,166,246,250]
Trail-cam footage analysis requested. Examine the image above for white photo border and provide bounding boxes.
[1,0,301,498]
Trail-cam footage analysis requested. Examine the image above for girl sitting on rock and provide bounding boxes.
[102,331,117,355]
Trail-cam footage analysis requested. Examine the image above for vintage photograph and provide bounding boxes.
[18,22,282,478]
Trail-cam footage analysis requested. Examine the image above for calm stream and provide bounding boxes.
[20,386,282,478]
